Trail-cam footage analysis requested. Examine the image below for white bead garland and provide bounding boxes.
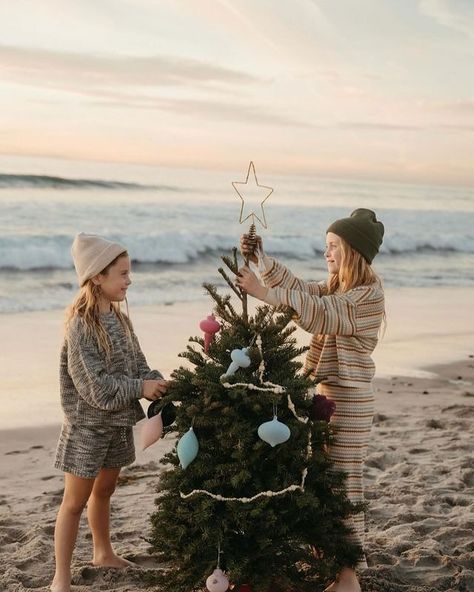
[220,381,284,394]
[180,334,313,503]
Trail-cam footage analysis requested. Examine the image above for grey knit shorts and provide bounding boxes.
[54,423,135,479]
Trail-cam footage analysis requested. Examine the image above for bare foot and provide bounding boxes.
[324,567,361,592]
[92,553,136,568]
[50,578,71,592]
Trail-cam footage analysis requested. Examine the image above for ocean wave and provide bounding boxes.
[0,174,176,191]
[1,231,473,272]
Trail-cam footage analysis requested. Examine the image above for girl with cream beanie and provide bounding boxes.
[51,233,168,592]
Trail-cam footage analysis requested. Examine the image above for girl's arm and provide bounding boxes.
[258,256,327,296]
[240,236,326,295]
[237,268,383,336]
[266,284,384,336]
[67,321,144,411]
[265,285,357,335]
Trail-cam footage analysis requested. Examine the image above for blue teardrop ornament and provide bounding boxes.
[177,427,199,469]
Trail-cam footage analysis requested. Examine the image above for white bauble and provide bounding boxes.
[206,568,229,592]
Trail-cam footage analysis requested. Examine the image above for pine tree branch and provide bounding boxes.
[218,267,243,300]
[280,326,298,340]
[232,246,239,271]
[241,285,248,323]
[222,250,249,322]
[222,294,238,319]
[221,255,239,275]
[202,283,239,323]
[219,308,235,324]
[202,283,227,309]
[179,344,206,367]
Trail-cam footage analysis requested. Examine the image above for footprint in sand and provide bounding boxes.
[4,449,28,455]
[408,448,430,454]
[442,404,474,418]
[4,445,45,455]
[425,418,445,429]
[74,563,142,587]
[126,554,163,568]
[0,525,27,544]
[40,489,64,510]
[460,469,474,487]
[441,494,472,507]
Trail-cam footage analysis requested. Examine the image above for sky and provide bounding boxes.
[0,0,473,185]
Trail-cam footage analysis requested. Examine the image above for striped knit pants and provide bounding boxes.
[318,382,374,568]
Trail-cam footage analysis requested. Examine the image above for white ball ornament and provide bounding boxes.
[222,347,251,377]
[206,568,229,592]
[258,416,291,447]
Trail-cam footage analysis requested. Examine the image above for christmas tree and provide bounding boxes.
[148,248,362,592]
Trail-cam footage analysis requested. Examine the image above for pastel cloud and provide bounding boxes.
[419,0,474,38]
[0,0,473,185]
[0,45,256,91]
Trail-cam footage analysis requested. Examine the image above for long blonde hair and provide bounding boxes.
[65,252,133,357]
[327,237,381,295]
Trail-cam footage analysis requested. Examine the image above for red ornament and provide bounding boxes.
[310,394,336,422]
[199,314,221,353]
[239,585,251,592]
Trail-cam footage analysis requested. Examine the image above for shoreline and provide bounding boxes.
[1,354,472,439]
[1,354,472,438]
[1,286,474,430]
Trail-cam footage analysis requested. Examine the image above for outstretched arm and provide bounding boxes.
[259,257,327,296]
[240,234,326,295]
[237,267,365,336]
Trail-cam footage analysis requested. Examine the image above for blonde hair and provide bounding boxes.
[65,252,133,357]
[327,237,386,336]
[327,237,381,295]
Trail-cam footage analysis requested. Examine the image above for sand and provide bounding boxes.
[0,287,473,591]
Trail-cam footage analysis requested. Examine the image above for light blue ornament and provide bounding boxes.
[223,347,251,377]
[258,416,291,447]
[177,427,199,469]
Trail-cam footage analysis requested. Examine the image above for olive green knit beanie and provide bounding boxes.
[326,208,384,264]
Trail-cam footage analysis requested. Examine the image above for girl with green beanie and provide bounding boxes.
[237,209,385,592]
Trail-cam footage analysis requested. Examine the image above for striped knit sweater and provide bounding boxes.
[59,311,163,426]
[260,258,385,386]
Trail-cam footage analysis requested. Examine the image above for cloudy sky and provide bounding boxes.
[0,0,473,185]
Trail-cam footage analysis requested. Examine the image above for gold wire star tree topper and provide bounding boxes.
[232,161,273,259]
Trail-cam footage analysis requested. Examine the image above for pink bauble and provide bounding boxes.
[141,413,163,450]
[199,314,221,353]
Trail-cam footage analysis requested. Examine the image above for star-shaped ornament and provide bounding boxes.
[232,161,273,229]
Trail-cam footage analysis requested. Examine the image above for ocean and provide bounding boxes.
[1,163,473,314]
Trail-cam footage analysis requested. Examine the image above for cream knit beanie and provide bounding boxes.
[71,233,127,286]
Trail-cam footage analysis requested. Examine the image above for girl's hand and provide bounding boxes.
[240,234,263,264]
[236,266,268,301]
[143,379,168,400]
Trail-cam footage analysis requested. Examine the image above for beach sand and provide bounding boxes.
[1,288,473,591]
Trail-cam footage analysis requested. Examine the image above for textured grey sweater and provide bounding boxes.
[59,311,163,426]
